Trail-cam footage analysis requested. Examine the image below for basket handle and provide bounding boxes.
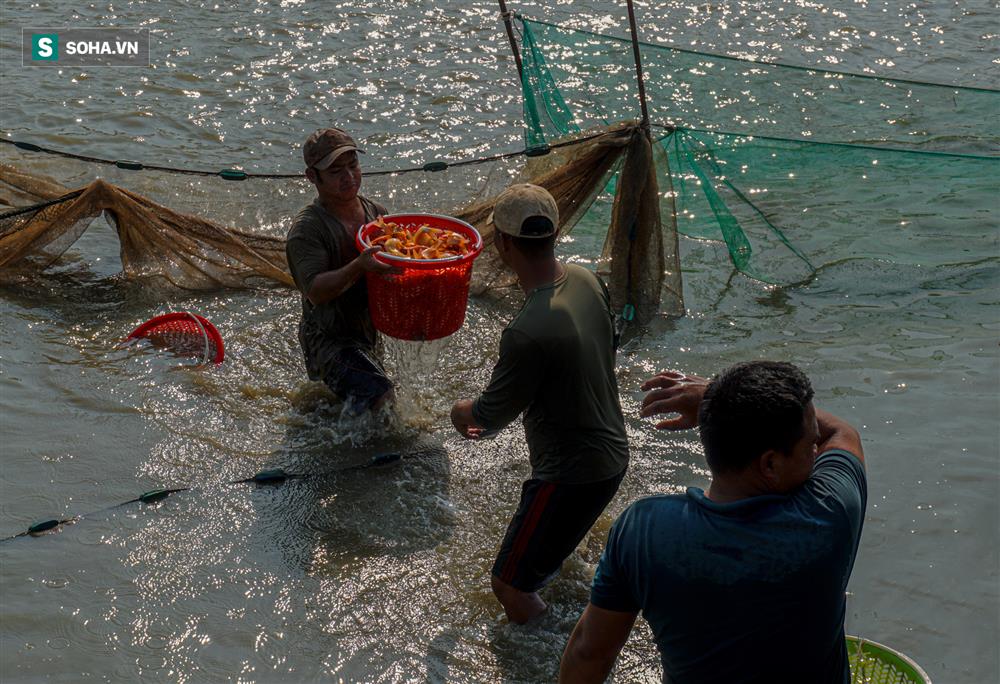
[183,311,212,366]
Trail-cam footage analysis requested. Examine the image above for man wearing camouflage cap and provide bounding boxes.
[286,128,397,413]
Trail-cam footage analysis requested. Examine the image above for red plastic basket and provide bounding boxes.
[126,312,225,364]
[356,214,483,341]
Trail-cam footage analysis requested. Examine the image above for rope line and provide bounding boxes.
[0,129,610,181]
[520,15,1000,94]
[3,116,991,197]
[0,451,416,543]
[0,189,86,220]
[650,123,999,161]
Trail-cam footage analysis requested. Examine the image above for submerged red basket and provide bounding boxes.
[356,214,483,341]
[126,312,225,364]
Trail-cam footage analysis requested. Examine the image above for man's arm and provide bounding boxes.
[451,329,543,439]
[306,247,397,306]
[643,370,865,465]
[816,408,864,464]
[450,398,484,439]
[559,603,638,683]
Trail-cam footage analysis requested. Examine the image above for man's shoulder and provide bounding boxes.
[809,449,867,493]
[604,494,691,557]
[561,263,606,301]
[617,493,689,529]
[816,448,864,469]
[565,262,598,282]
[799,449,867,528]
[507,265,606,337]
[359,195,387,217]
[287,203,324,242]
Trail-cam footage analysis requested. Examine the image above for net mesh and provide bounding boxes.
[519,17,1000,153]
[2,14,997,323]
[517,16,999,285]
[1,120,682,325]
[0,162,292,290]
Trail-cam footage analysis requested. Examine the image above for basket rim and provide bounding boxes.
[357,212,483,267]
[845,635,932,683]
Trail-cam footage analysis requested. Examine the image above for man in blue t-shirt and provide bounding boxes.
[559,361,867,683]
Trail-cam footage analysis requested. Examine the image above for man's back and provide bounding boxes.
[591,450,867,683]
[472,263,628,484]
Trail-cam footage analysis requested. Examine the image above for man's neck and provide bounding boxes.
[517,259,565,294]
[705,474,769,503]
[319,194,363,225]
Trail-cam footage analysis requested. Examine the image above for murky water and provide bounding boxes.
[1,2,998,682]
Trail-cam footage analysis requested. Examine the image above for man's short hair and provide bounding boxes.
[698,361,815,473]
[499,217,557,258]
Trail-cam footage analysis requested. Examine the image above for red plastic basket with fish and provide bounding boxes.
[356,213,483,341]
[126,312,225,364]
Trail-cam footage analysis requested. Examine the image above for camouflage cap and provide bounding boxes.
[303,128,364,170]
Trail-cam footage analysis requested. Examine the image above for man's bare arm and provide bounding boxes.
[307,247,397,306]
[559,603,638,683]
[816,408,864,464]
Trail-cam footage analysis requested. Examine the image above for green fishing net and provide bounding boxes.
[2,14,996,322]
[517,16,999,285]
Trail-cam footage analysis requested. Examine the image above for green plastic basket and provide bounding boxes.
[847,636,932,684]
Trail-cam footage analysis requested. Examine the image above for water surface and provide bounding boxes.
[1,2,997,682]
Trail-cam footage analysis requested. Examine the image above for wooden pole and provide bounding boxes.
[497,0,525,81]
[625,0,650,128]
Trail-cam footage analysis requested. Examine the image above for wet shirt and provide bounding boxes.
[471,264,629,484]
[590,450,867,684]
[285,196,386,381]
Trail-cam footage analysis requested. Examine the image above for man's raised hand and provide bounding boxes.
[639,370,709,431]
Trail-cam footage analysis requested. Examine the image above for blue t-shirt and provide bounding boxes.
[591,450,867,684]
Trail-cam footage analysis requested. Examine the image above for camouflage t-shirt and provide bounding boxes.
[285,195,387,381]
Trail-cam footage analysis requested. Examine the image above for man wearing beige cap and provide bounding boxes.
[286,128,397,413]
[450,183,629,624]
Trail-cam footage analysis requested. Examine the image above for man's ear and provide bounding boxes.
[305,167,318,186]
[757,449,782,487]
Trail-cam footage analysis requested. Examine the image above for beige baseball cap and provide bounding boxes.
[489,183,559,238]
[303,128,364,170]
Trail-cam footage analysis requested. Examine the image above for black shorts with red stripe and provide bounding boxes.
[492,469,626,593]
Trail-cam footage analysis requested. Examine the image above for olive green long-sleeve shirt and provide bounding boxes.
[472,264,629,484]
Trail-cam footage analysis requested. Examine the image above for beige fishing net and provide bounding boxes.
[0,122,683,322]
[0,162,292,289]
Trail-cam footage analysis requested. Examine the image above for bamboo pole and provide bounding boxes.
[497,0,525,81]
[624,0,650,128]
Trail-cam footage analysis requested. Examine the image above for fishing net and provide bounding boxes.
[516,15,999,285]
[0,119,683,324]
[0,161,292,289]
[519,17,999,152]
[2,14,996,320]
